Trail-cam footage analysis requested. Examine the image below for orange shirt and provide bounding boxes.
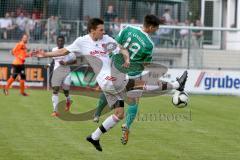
[12,41,29,65]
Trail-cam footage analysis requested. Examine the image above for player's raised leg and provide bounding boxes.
[121,71,188,144]
[87,100,124,152]
[137,70,188,93]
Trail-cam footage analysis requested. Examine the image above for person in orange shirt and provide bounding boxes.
[4,34,32,96]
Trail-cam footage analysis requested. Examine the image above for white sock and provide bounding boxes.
[144,84,160,91]
[144,81,175,91]
[92,114,120,140]
[172,81,180,89]
[102,114,120,130]
[91,128,102,140]
[52,94,59,112]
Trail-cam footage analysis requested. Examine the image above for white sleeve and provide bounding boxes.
[64,52,77,62]
[65,37,83,55]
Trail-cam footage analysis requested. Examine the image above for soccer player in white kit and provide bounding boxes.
[33,18,130,151]
[50,36,77,117]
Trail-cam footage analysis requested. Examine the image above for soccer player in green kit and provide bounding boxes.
[93,14,188,145]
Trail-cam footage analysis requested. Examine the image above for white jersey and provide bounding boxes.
[66,34,128,94]
[52,47,76,70]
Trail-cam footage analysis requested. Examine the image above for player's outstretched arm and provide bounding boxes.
[59,59,77,66]
[32,48,70,58]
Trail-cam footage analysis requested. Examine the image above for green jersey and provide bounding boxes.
[115,25,154,63]
[114,25,154,76]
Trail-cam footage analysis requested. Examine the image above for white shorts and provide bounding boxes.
[97,74,128,94]
[51,66,71,90]
[103,90,126,108]
[96,62,128,107]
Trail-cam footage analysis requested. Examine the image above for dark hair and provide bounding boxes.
[143,14,161,27]
[87,18,104,32]
[57,35,65,40]
[164,8,170,12]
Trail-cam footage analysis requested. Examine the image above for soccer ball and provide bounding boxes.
[172,90,189,108]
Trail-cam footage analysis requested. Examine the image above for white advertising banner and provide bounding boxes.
[160,69,240,95]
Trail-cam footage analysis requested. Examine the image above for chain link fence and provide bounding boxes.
[0,0,240,70]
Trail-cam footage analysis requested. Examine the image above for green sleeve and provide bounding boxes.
[143,46,153,62]
[115,26,128,44]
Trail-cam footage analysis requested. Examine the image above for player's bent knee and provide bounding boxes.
[114,109,124,120]
[52,86,60,94]
[12,74,18,79]
[113,100,124,108]
[63,89,69,97]
[126,79,135,91]
[113,100,125,119]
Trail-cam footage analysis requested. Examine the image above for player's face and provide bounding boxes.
[57,38,65,48]
[21,35,29,43]
[92,24,105,40]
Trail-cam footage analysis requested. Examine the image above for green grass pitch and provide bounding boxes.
[0,89,240,160]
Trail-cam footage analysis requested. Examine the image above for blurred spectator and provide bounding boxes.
[191,19,204,68]
[178,19,190,48]
[44,16,61,43]
[109,17,121,37]
[32,19,43,41]
[10,11,17,26]
[0,12,14,40]
[104,5,117,35]
[55,16,62,37]
[32,8,42,20]
[104,5,117,22]
[16,4,24,17]
[16,12,27,39]
[60,22,72,42]
[157,8,174,47]
[172,19,180,46]
[157,20,174,47]
[9,11,18,39]
[130,17,138,24]
[172,19,179,25]
[25,13,37,39]
[192,19,203,48]
[162,8,172,24]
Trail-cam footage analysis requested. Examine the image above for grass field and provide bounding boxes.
[0,89,240,160]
